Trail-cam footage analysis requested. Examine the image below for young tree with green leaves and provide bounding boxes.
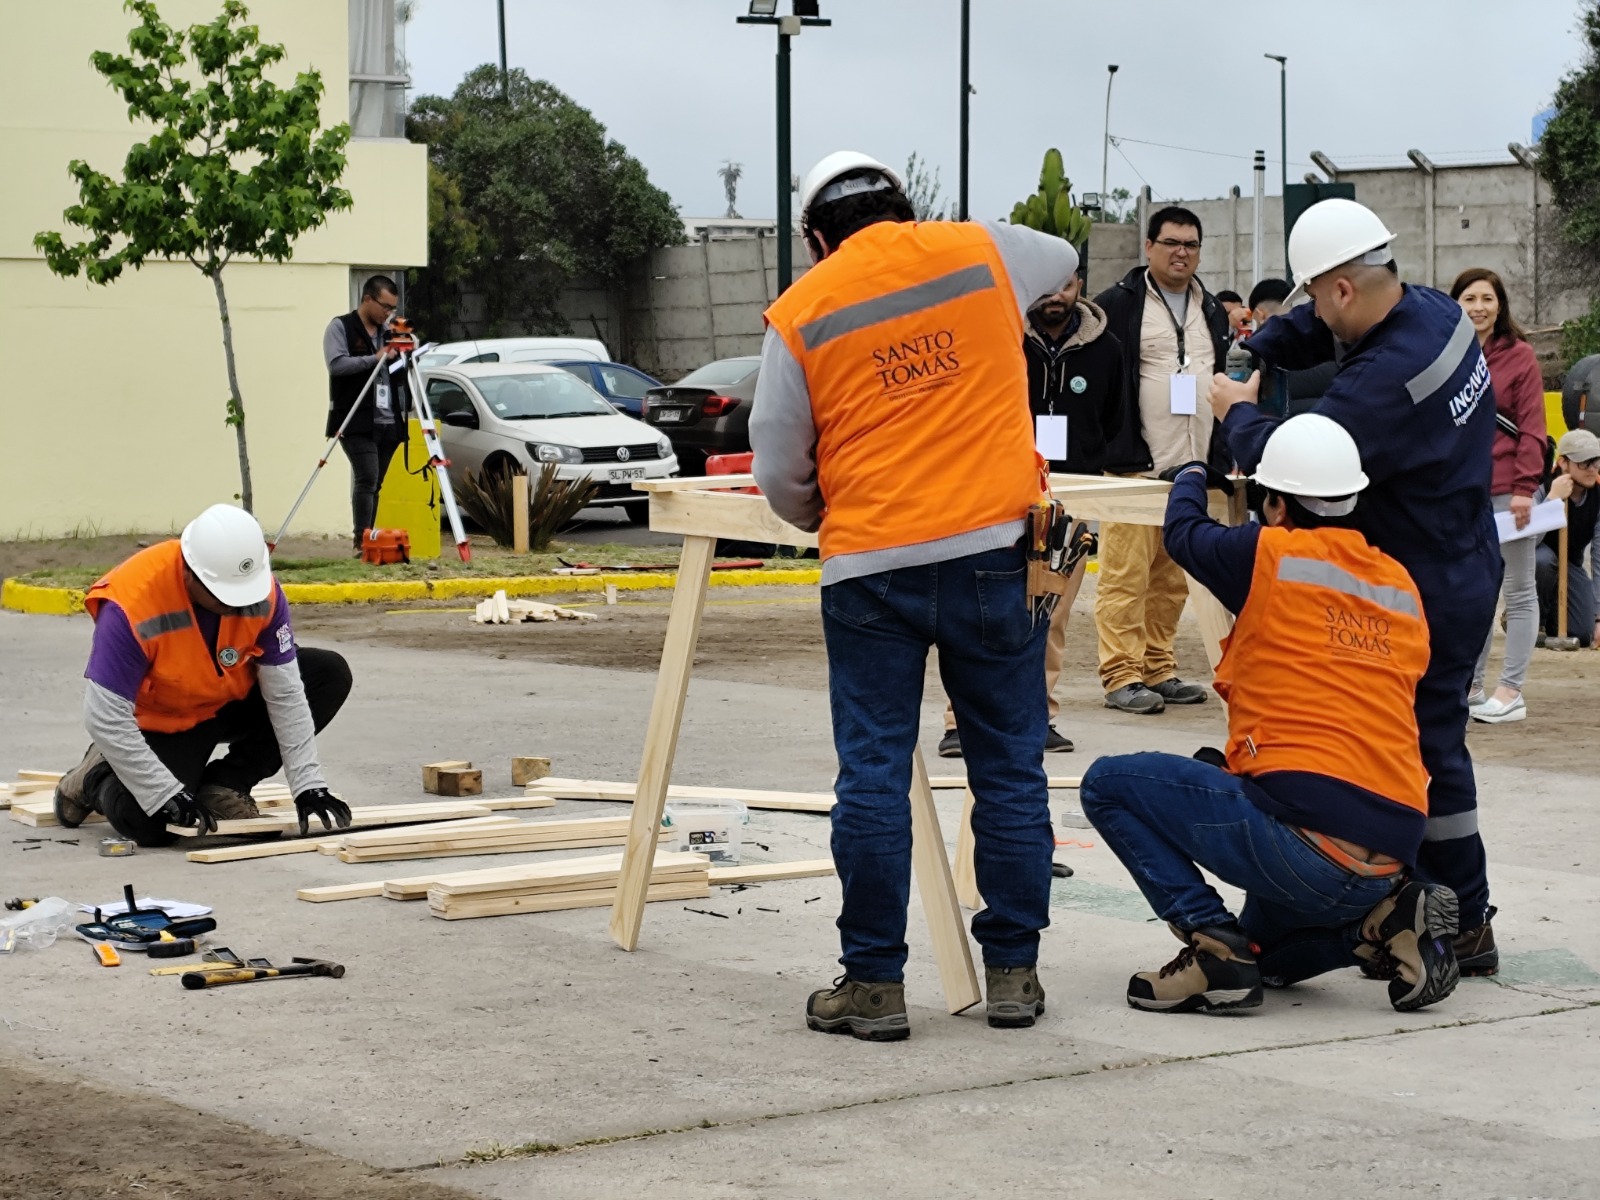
[34,0,352,513]
[1539,3,1600,361]
[406,67,684,339]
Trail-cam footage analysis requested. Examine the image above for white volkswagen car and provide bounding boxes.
[421,363,678,523]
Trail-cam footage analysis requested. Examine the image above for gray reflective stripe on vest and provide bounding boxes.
[1276,556,1422,620]
[798,263,997,351]
[1404,309,1476,405]
[135,609,195,639]
[235,598,273,618]
[1423,810,1479,842]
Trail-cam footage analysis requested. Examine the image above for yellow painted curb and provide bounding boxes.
[2,567,824,614]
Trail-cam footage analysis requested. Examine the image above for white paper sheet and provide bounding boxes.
[1496,499,1566,544]
[1169,374,1197,415]
[1035,414,1068,460]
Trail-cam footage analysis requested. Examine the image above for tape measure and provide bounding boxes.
[98,838,136,857]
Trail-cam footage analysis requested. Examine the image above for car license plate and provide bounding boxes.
[609,467,646,482]
[656,409,685,422]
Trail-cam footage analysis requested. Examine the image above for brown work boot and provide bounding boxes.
[1453,908,1498,976]
[985,965,1046,1028]
[194,782,261,822]
[805,976,910,1042]
[1359,882,1459,1012]
[52,744,106,828]
[1127,924,1263,1013]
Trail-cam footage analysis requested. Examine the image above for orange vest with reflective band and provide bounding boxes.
[84,541,274,734]
[763,221,1044,560]
[1213,526,1430,817]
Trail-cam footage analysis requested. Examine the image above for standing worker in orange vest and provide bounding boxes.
[1080,416,1460,1016]
[52,505,354,847]
[752,151,1079,1040]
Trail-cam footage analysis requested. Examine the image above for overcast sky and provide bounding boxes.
[403,0,1586,221]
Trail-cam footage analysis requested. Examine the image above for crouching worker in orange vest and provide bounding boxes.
[751,151,1079,1039]
[52,505,353,847]
[1080,415,1461,1016]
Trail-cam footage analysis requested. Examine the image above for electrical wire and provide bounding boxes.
[1109,139,1162,200]
[1111,134,1315,170]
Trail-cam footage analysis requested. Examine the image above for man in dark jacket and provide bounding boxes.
[324,275,407,550]
[939,265,1126,757]
[1091,207,1232,715]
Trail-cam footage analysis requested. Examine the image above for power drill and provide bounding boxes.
[1225,339,1287,417]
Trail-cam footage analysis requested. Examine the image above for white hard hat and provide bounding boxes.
[798,151,904,230]
[180,504,272,608]
[1285,198,1396,304]
[1252,413,1369,516]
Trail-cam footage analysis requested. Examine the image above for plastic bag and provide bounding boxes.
[0,897,77,952]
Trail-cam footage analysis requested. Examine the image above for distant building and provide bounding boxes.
[0,0,426,538]
[682,217,785,241]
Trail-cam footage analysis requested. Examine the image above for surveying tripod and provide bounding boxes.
[270,318,472,561]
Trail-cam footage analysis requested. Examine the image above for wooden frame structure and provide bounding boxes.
[607,473,1243,1014]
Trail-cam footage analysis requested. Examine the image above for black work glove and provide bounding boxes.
[295,787,352,837]
[1159,461,1233,491]
[161,789,218,835]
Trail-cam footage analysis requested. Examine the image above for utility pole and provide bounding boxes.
[738,3,831,294]
[1101,65,1119,219]
[1266,54,1287,263]
[497,0,509,99]
[959,0,970,220]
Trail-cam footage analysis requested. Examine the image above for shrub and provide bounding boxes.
[455,462,597,550]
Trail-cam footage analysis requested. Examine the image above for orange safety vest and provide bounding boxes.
[763,221,1045,561]
[84,541,275,734]
[1213,526,1430,818]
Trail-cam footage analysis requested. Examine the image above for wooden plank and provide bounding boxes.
[434,768,483,797]
[482,795,556,811]
[334,815,526,848]
[610,534,718,951]
[953,788,980,911]
[186,839,335,864]
[167,801,493,837]
[529,777,834,814]
[512,473,530,554]
[296,881,386,903]
[16,770,64,782]
[423,761,472,793]
[707,859,835,885]
[909,750,981,1015]
[9,798,106,828]
[336,832,666,864]
[645,490,818,551]
[440,851,708,897]
[432,879,709,920]
[511,756,552,786]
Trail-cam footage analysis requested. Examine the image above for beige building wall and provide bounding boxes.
[0,0,426,538]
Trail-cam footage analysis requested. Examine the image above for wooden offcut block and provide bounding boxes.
[423,760,472,794]
[511,756,552,786]
[434,768,483,797]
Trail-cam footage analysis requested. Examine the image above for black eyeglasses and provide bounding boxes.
[1152,238,1201,252]
[372,298,398,313]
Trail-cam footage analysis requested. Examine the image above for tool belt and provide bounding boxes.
[1293,826,1403,879]
[1025,499,1095,625]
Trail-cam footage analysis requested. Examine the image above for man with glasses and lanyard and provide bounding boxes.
[1092,207,1233,715]
[324,274,408,550]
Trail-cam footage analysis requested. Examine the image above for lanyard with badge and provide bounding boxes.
[1153,280,1198,415]
[1033,336,1071,462]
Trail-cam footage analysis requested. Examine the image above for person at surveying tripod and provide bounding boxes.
[326,274,409,551]
[1081,415,1461,1016]
[751,150,1079,1041]
[1210,198,1503,977]
[52,505,354,847]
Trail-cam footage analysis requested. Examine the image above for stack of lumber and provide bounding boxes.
[10,778,310,828]
[0,770,61,809]
[425,850,711,920]
[332,814,669,864]
[472,591,595,624]
[525,777,835,814]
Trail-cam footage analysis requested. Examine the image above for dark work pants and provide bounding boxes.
[341,425,406,547]
[95,648,353,847]
[1411,550,1501,931]
[1535,544,1596,646]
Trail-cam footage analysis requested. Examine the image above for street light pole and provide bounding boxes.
[1266,53,1287,261]
[959,0,970,221]
[497,0,508,100]
[739,4,831,295]
[1101,64,1118,220]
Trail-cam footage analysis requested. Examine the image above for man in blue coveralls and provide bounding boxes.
[1208,198,1502,975]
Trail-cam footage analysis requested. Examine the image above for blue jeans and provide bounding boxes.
[822,543,1053,982]
[1080,752,1397,984]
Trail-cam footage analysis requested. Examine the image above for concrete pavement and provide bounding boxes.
[1,604,1596,1199]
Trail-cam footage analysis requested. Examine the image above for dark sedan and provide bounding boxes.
[641,356,760,472]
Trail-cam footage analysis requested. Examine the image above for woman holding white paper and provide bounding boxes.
[1452,269,1546,724]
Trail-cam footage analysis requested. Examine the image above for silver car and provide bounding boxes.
[421,363,678,523]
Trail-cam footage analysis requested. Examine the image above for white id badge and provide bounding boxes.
[1169,374,1197,415]
[1035,414,1068,460]
[375,380,393,415]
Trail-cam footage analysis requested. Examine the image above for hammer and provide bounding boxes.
[1549,516,1581,651]
[180,956,345,990]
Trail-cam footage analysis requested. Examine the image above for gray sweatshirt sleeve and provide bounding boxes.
[83,682,181,815]
[325,317,379,378]
[749,326,824,533]
[258,660,328,796]
[979,220,1080,318]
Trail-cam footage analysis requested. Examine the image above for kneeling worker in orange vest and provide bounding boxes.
[751,151,1079,1039]
[1080,415,1460,1015]
[52,505,353,846]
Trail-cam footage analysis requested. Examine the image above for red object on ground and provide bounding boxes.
[359,528,411,565]
[705,452,759,495]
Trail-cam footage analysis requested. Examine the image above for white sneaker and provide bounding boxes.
[1472,694,1526,724]
[1467,689,1489,712]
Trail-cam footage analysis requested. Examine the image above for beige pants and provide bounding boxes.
[1093,520,1189,693]
[945,559,1082,729]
